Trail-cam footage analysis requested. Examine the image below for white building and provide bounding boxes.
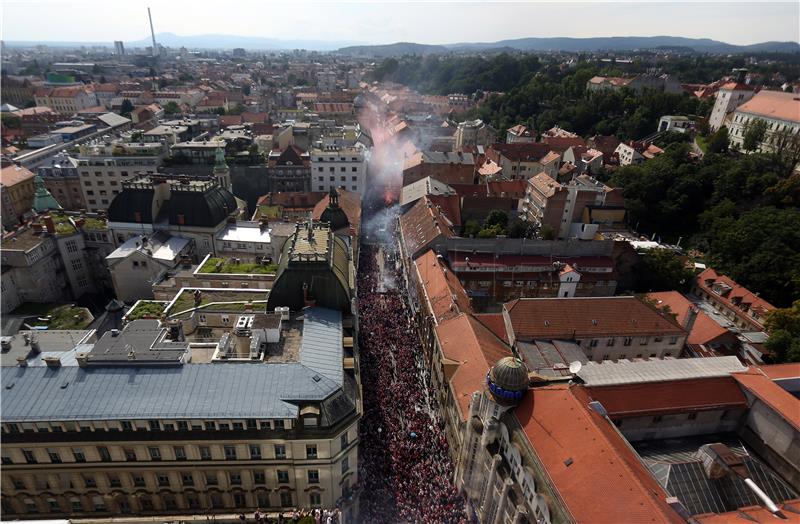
[658,115,695,133]
[454,119,497,149]
[310,145,368,195]
[316,70,338,93]
[708,82,756,132]
[727,90,800,154]
[106,232,193,303]
[75,140,168,212]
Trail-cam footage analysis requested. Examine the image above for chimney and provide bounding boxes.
[43,356,62,368]
[75,352,89,367]
[43,215,55,234]
[16,356,28,367]
[684,306,698,333]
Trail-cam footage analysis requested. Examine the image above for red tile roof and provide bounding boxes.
[733,369,800,430]
[414,249,472,324]
[647,291,732,346]
[759,363,800,381]
[587,376,748,417]
[0,164,35,187]
[312,188,362,232]
[735,90,800,124]
[426,194,462,227]
[694,268,775,329]
[504,296,686,341]
[515,385,683,523]
[486,142,553,162]
[399,196,456,259]
[435,313,512,419]
[473,313,509,343]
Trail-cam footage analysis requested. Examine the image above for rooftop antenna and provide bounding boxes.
[147,7,158,58]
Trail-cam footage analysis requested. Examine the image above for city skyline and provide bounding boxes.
[2,1,799,47]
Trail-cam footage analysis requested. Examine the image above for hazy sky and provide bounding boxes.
[2,1,799,45]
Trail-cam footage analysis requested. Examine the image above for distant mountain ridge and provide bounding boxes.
[5,33,799,54]
[340,36,800,55]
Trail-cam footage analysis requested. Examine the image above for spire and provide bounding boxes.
[32,176,62,213]
[328,186,340,208]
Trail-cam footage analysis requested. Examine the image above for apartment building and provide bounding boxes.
[310,145,367,195]
[0,311,360,520]
[523,173,624,239]
[505,124,535,144]
[106,174,245,258]
[1,162,36,230]
[692,268,775,332]
[454,119,497,149]
[75,139,167,212]
[34,86,99,114]
[266,146,312,193]
[36,152,86,211]
[402,151,475,186]
[485,143,560,180]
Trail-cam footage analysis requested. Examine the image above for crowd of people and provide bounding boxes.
[356,231,467,524]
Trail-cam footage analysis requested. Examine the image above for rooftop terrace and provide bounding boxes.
[166,288,269,319]
[197,257,278,275]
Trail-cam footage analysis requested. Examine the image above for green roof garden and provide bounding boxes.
[125,300,167,321]
[198,257,278,275]
[253,205,283,220]
[81,216,108,230]
[14,303,93,330]
[167,288,269,318]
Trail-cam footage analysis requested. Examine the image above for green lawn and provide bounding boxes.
[126,301,166,320]
[695,134,709,154]
[198,257,278,274]
[23,304,93,330]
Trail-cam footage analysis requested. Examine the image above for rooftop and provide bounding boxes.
[106,232,190,263]
[197,256,278,275]
[166,288,270,319]
[87,319,188,365]
[0,329,93,367]
[735,90,800,123]
[577,356,747,386]
[215,222,272,244]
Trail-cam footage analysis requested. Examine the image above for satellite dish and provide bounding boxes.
[568,361,583,374]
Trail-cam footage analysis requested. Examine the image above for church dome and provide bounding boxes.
[487,357,529,404]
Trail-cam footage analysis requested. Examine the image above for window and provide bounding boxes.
[224,445,237,460]
[48,498,60,511]
[274,420,285,430]
[688,412,698,420]
[98,446,111,462]
[589,339,598,348]
[249,444,262,459]
[233,422,244,430]
[174,446,187,461]
[157,473,170,487]
[2,454,12,465]
[108,474,121,488]
[307,469,319,484]
[277,470,289,483]
[306,445,318,459]
[73,448,86,463]
[205,472,218,486]
[23,449,37,464]
[200,446,212,460]
[163,423,174,431]
[12,477,25,489]
[280,492,292,507]
[668,336,678,345]
[606,338,615,347]
[652,415,663,423]
[83,474,97,488]
[139,497,153,511]
[341,432,349,449]
[310,491,321,507]
[341,456,350,474]
[253,471,266,485]
[148,446,161,461]
[352,167,357,172]
[623,337,633,346]
[204,420,216,430]
[124,448,137,461]
[177,421,189,431]
[230,472,242,485]
[71,499,83,512]
[274,444,286,459]
[181,472,194,486]
[640,337,648,345]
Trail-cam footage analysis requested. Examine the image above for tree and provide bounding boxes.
[484,210,509,230]
[763,301,800,362]
[1,114,21,129]
[462,219,481,238]
[119,98,134,117]
[707,126,729,154]
[163,101,180,115]
[634,249,694,293]
[742,118,768,152]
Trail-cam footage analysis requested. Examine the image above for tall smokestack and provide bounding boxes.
[148,7,157,58]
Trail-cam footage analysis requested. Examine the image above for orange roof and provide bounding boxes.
[759,363,800,381]
[504,296,686,341]
[647,291,731,346]
[587,376,748,417]
[473,313,509,343]
[515,385,683,523]
[413,249,471,324]
[719,82,754,91]
[0,164,35,187]
[733,369,800,431]
[695,268,775,329]
[435,313,512,420]
[735,89,800,123]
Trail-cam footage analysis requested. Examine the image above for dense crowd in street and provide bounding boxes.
[356,229,467,523]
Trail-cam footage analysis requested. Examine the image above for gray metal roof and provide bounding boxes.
[300,307,343,385]
[577,356,747,386]
[1,362,340,423]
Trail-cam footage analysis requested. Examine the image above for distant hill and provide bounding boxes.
[336,42,449,57]
[124,33,361,51]
[340,36,800,55]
